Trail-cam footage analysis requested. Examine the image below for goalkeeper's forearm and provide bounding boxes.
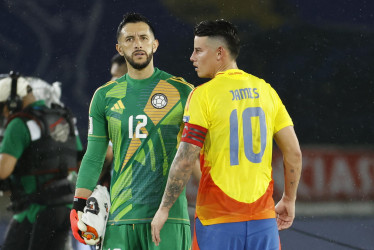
[76,138,108,191]
[75,188,93,199]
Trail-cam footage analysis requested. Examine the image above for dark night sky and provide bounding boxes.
[0,0,373,145]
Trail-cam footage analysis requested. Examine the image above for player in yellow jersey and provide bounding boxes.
[152,19,302,250]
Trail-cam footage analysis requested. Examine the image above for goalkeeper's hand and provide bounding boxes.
[70,196,99,245]
[70,186,110,245]
[79,185,110,245]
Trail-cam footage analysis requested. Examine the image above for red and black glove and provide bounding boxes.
[70,196,87,244]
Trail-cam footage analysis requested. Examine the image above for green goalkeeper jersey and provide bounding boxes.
[86,68,193,225]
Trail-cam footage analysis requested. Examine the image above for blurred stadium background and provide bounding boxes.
[1,0,373,249]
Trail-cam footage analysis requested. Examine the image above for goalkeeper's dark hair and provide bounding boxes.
[117,12,156,40]
[194,19,240,60]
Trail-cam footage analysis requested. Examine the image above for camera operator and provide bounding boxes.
[0,72,83,250]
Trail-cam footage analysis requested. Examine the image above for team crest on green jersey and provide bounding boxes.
[151,93,168,109]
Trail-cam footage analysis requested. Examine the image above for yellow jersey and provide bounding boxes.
[182,69,293,225]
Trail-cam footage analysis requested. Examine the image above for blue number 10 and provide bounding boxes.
[230,107,267,165]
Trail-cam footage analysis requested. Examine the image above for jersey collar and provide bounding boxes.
[215,69,244,78]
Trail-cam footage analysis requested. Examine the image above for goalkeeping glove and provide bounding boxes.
[70,196,87,244]
[80,185,110,245]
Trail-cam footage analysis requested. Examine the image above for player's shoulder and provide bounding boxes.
[93,80,118,96]
[158,69,194,90]
[193,77,215,93]
[246,73,281,101]
[244,72,274,91]
[167,76,194,90]
[184,80,211,103]
[250,73,267,83]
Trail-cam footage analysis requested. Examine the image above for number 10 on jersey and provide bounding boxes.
[230,107,267,165]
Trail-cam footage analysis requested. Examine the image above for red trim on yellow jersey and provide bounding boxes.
[185,88,196,111]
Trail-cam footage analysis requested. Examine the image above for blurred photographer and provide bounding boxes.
[0,72,83,250]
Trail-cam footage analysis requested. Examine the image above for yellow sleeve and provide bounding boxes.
[183,86,209,129]
[272,88,293,133]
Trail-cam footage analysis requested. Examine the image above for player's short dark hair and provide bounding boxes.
[194,19,240,59]
[116,12,156,40]
[111,54,126,65]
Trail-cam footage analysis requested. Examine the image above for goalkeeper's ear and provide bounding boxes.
[152,39,159,53]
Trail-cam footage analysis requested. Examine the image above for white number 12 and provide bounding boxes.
[128,115,147,138]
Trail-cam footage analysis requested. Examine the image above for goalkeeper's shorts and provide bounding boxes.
[102,222,191,250]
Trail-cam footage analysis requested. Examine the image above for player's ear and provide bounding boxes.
[217,46,224,60]
[116,44,124,56]
[152,39,159,53]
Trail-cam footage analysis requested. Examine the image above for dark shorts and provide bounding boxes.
[2,206,71,250]
[193,217,280,250]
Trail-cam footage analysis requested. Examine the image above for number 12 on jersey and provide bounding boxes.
[230,107,267,165]
[129,115,147,139]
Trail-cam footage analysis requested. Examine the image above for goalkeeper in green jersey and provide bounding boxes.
[70,12,198,250]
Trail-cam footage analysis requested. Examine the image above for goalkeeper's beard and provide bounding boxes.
[124,50,153,70]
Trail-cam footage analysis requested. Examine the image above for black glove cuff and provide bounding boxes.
[73,196,87,212]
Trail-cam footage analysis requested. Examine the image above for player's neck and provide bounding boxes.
[214,61,238,76]
[127,63,155,80]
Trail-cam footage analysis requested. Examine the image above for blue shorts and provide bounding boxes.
[193,217,280,250]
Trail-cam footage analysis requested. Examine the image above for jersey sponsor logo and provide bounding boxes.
[151,93,168,109]
[88,116,93,135]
